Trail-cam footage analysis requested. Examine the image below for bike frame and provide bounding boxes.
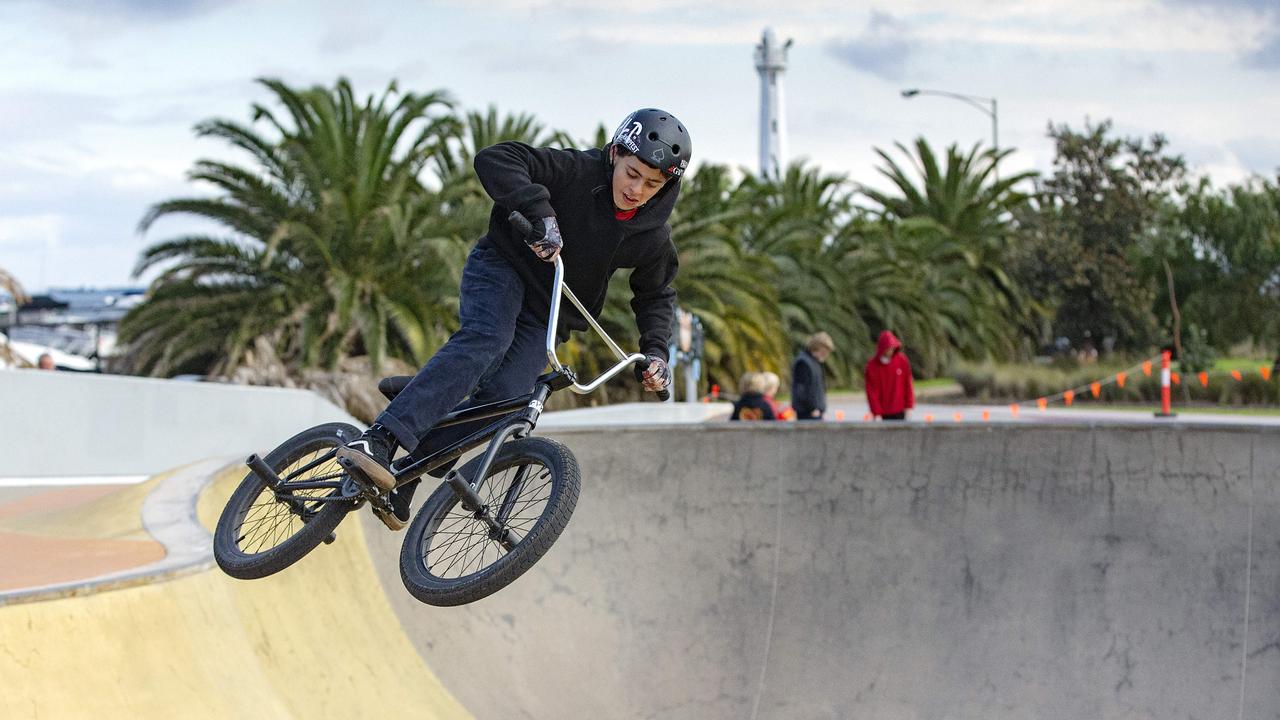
[386,255,645,494]
[249,254,650,536]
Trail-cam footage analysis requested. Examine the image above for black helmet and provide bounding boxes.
[610,108,691,179]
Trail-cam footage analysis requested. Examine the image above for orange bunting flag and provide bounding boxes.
[1172,371,1181,385]
[1063,389,1075,406]
[835,410,846,421]
[1142,360,1152,377]
[1009,404,1021,418]
[1231,370,1243,382]
[1198,371,1209,387]
[924,414,935,423]
[981,409,991,422]
[863,412,872,422]
[1116,372,1127,388]
[1264,366,1273,381]
[953,412,963,422]
[1036,398,1048,411]
[1090,381,1102,398]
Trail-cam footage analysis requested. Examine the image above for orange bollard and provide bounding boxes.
[981,409,990,422]
[924,414,934,423]
[1156,350,1175,417]
[1009,404,1020,418]
[952,412,962,422]
[835,410,845,421]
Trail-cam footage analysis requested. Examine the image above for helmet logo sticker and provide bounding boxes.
[615,120,643,154]
[651,148,665,163]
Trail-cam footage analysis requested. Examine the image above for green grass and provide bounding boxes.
[1213,357,1275,373]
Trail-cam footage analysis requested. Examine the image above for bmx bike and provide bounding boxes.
[212,214,668,606]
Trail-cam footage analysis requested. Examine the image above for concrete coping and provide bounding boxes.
[0,456,235,607]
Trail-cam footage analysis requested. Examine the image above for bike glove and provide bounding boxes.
[523,215,563,262]
[634,354,671,392]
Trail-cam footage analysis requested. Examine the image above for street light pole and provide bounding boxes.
[901,88,999,182]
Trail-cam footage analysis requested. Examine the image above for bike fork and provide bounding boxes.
[444,411,538,551]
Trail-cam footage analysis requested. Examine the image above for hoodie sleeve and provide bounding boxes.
[472,142,577,220]
[628,230,679,361]
[864,362,883,416]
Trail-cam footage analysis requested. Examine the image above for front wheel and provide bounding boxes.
[399,436,580,606]
[214,422,359,580]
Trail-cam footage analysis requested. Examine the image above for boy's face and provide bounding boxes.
[610,148,668,211]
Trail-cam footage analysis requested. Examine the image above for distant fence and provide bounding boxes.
[0,370,355,479]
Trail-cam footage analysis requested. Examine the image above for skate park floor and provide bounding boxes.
[1,417,1277,719]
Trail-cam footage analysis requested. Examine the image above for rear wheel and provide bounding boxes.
[214,423,358,580]
[399,437,580,606]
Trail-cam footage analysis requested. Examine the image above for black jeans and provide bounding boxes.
[376,244,551,453]
[882,411,906,421]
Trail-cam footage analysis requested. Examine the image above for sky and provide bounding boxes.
[1,0,1278,291]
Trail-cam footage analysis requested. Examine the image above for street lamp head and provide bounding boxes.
[901,89,919,98]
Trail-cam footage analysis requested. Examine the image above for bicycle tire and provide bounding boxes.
[399,436,580,606]
[214,422,359,580]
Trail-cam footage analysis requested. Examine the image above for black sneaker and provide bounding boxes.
[335,425,397,492]
[374,479,420,531]
[391,479,419,520]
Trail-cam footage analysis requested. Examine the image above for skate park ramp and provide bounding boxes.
[2,422,1277,719]
[365,423,1280,720]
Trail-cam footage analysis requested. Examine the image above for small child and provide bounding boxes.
[731,372,777,421]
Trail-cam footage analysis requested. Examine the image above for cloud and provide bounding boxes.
[825,12,919,81]
[52,0,239,21]
[1226,137,1280,175]
[1160,0,1276,10]
[318,18,386,55]
[1155,0,1280,68]
[1243,32,1280,68]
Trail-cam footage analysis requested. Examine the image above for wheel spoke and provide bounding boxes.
[232,448,345,555]
[420,459,557,580]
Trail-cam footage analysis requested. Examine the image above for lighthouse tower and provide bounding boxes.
[754,27,792,180]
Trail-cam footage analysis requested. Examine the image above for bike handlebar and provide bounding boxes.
[508,211,669,399]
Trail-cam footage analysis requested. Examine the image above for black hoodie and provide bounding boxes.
[473,142,679,361]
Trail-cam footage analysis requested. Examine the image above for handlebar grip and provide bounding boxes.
[656,387,671,402]
[508,210,534,238]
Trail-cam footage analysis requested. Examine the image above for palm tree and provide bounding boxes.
[736,161,864,385]
[668,163,786,391]
[858,138,1037,362]
[119,77,458,377]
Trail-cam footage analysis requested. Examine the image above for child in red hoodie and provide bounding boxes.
[864,330,915,420]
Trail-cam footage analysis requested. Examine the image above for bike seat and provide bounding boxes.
[378,375,413,401]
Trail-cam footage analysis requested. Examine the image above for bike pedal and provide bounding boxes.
[322,532,337,545]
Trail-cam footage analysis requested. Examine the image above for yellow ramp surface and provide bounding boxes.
[0,467,471,720]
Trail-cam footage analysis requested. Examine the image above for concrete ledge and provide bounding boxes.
[0,457,232,607]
